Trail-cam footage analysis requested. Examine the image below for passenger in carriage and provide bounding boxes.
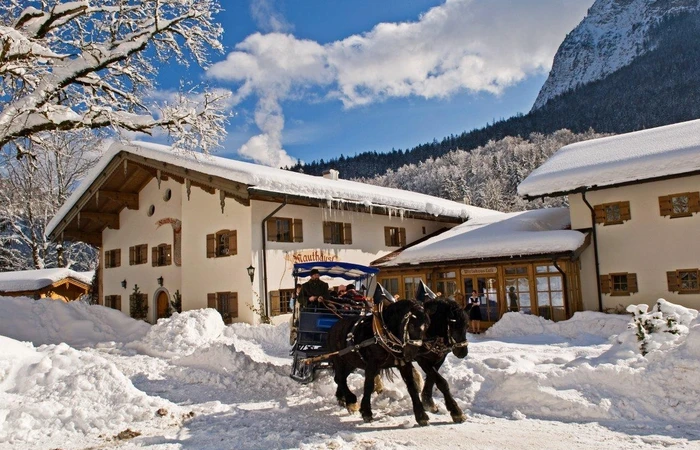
[299,269,330,308]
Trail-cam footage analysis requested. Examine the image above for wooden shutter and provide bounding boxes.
[115,295,122,311]
[619,201,631,221]
[229,230,237,255]
[152,246,158,266]
[343,223,352,245]
[627,273,638,293]
[165,245,172,266]
[384,227,391,246]
[399,228,406,247]
[293,219,303,242]
[129,246,135,265]
[114,249,121,267]
[230,292,239,318]
[266,219,277,242]
[207,293,217,308]
[599,275,611,294]
[206,233,216,258]
[270,291,281,316]
[689,192,700,213]
[667,271,680,292]
[594,205,606,224]
[323,222,332,243]
[105,250,111,268]
[659,195,672,217]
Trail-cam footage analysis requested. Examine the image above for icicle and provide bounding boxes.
[186,178,191,200]
[123,159,128,176]
[219,190,226,214]
[156,169,162,189]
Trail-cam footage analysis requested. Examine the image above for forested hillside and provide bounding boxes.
[291,11,700,180]
[361,129,607,213]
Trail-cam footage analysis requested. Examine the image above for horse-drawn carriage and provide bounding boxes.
[289,261,379,383]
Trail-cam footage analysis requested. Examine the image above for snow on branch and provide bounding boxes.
[0,0,228,156]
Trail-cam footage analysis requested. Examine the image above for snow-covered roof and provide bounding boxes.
[518,119,700,198]
[0,268,93,293]
[47,141,497,236]
[377,207,586,266]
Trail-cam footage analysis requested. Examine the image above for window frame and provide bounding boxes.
[659,192,700,219]
[677,269,700,294]
[129,244,148,266]
[104,249,121,269]
[594,201,631,226]
[267,217,303,243]
[384,226,406,247]
[323,221,352,245]
[271,289,294,316]
[152,243,172,267]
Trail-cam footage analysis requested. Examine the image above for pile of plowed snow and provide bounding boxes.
[0,296,150,347]
[0,335,178,446]
[127,309,226,358]
[485,310,630,340]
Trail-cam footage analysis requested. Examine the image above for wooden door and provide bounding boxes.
[157,291,169,320]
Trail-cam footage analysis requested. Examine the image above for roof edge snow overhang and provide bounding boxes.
[247,188,468,224]
[521,169,700,201]
[374,231,591,270]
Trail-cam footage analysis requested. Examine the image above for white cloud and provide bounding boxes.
[250,0,293,33]
[209,0,593,166]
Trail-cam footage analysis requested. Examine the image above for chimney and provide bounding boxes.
[322,169,340,181]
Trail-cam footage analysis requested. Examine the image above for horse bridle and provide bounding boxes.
[423,317,468,355]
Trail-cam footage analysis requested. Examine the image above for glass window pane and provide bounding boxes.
[536,265,548,273]
[537,291,550,306]
[550,276,562,291]
[519,293,531,307]
[536,277,549,291]
[552,291,564,306]
[518,278,529,291]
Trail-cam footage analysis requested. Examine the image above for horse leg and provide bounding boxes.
[333,359,358,412]
[360,364,379,422]
[399,363,430,426]
[417,360,438,413]
[373,374,384,394]
[431,365,466,423]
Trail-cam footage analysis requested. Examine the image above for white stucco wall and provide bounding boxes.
[180,186,254,324]
[102,178,182,322]
[569,175,700,311]
[251,200,451,297]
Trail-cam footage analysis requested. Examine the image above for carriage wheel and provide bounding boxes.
[290,354,316,384]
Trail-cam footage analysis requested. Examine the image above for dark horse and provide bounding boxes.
[416,298,469,423]
[328,300,430,425]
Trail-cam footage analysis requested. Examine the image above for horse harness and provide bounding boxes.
[422,318,469,356]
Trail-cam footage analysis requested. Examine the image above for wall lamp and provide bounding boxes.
[157,276,164,287]
[121,279,127,289]
[247,265,255,284]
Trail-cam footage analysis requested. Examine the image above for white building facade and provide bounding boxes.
[49,142,495,324]
[519,119,700,312]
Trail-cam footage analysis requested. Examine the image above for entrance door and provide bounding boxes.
[156,291,170,320]
[464,276,499,322]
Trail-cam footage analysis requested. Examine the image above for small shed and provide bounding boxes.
[0,269,93,302]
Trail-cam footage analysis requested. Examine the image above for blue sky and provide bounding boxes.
[158,0,593,167]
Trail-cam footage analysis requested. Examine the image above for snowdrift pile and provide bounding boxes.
[127,309,226,358]
[0,296,150,347]
[486,310,630,340]
[0,336,178,446]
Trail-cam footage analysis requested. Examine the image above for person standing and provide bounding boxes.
[468,290,482,334]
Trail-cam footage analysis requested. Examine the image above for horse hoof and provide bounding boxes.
[417,419,429,427]
[422,399,438,413]
[362,415,373,423]
[346,403,359,413]
[337,398,346,407]
[452,414,467,423]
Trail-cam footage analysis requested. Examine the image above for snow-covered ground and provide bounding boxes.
[2,296,700,449]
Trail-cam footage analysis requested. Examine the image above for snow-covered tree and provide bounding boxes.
[0,0,229,159]
[0,131,98,271]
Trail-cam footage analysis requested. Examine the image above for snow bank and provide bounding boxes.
[127,309,225,358]
[0,296,150,347]
[0,336,176,446]
[224,322,292,365]
[486,310,630,340]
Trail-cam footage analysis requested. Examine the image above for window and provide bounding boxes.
[659,192,700,218]
[104,249,121,268]
[403,276,423,300]
[129,244,148,265]
[667,269,700,294]
[267,218,303,243]
[271,289,294,316]
[384,226,406,247]
[163,188,172,202]
[104,295,121,310]
[436,271,457,299]
[206,230,237,258]
[380,278,399,298]
[323,221,352,245]
[600,273,638,296]
[152,243,172,267]
[594,201,631,225]
[208,292,239,324]
[535,266,565,321]
[505,268,531,314]
[147,204,155,217]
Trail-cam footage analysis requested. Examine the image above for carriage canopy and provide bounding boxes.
[292,261,379,281]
